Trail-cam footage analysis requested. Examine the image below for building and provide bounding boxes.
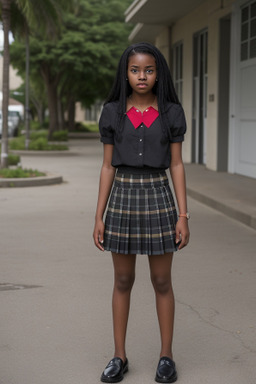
[125,0,256,179]
[0,24,24,117]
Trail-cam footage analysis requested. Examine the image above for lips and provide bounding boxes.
[137,83,147,88]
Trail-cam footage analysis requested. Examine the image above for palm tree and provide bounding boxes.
[0,0,68,168]
[0,0,11,168]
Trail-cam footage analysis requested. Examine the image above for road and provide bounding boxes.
[0,139,255,384]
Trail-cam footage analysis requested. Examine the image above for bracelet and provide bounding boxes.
[179,212,190,220]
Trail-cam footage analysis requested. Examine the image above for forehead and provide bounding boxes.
[128,53,156,67]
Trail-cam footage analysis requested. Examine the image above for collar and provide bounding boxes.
[126,106,159,129]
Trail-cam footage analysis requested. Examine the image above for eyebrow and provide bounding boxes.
[130,65,155,68]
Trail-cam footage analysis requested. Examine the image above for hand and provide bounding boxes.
[175,218,190,250]
[93,219,105,251]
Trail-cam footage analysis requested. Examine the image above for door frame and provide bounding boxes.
[229,0,256,177]
[192,28,208,165]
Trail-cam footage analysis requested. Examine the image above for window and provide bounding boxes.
[172,41,183,102]
[241,1,256,60]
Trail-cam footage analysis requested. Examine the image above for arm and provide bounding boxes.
[93,144,116,251]
[169,142,190,250]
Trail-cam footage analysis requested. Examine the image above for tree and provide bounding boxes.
[10,0,133,137]
[0,0,68,168]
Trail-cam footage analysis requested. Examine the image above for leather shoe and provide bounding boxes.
[101,357,128,383]
[155,356,177,383]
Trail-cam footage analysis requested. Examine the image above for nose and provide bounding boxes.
[138,71,146,80]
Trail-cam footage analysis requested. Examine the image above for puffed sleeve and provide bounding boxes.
[99,104,114,145]
[168,104,187,143]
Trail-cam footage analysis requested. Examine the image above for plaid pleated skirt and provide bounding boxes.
[103,166,178,255]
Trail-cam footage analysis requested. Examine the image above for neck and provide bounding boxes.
[130,93,155,107]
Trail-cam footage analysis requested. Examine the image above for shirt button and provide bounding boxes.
[145,109,148,112]
[136,109,139,112]
[140,124,143,128]
[139,139,143,142]
[139,153,142,156]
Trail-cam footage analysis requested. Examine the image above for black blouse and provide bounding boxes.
[99,101,186,169]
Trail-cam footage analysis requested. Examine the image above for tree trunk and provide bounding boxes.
[57,96,64,130]
[0,0,11,168]
[45,78,59,139]
[30,95,45,125]
[41,65,60,138]
[25,31,30,150]
[68,96,75,131]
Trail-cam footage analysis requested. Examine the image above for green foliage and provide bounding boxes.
[10,0,133,115]
[75,123,99,132]
[51,130,68,141]
[8,153,21,166]
[30,121,46,130]
[30,130,48,140]
[0,167,46,178]
[9,137,26,150]
[9,135,68,150]
[28,137,49,150]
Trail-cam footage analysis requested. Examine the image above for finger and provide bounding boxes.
[178,234,189,250]
[175,230,181,245]
[98,238,104,251]
[96,238,104,251]
[93,231,104,251]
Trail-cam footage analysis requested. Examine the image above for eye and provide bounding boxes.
[146,69,153,74]
[131,69,138,73]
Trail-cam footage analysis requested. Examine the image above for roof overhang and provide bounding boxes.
[128,23,164,43]
[125,0,206,42]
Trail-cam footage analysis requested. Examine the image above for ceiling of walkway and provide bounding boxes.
[125,0,206,25]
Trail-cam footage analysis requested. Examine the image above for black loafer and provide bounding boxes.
[155,356,177,383]
[101,357,128,383]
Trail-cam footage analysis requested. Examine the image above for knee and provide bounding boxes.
[151,274,171,295]
[115,273,135,293]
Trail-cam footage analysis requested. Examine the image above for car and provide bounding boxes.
[0,110,21,138]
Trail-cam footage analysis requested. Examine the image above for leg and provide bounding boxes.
[112,252,136,361]
[148,252,175,359]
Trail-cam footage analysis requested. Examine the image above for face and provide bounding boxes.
[127,53,157,95]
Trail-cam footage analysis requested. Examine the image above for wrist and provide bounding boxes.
[179,212,190,220]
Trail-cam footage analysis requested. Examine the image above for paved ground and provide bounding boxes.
[0,139,256,384]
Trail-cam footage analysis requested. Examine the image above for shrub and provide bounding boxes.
[9,137,25,150]
[30,121,43,130]
[9,135,68,151]
[8,153,20,166]
[0,167,45,178]
[30,130,48,140]
[51,130,68,141]
[29,137,48,150]
[74,123,99,132]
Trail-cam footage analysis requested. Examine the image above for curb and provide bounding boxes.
[10,150,78,156]
[68,132,100,139]
[187,187,256,231]
[0,173,63,188]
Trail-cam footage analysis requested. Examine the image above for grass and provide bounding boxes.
[0,167,46,178]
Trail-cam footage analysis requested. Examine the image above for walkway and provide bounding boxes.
[0,139,255,384]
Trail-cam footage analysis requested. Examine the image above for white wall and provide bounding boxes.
[155,0,234,169]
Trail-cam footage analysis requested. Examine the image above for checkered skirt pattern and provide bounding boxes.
[103,168,178,255]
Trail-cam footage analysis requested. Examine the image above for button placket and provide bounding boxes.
[138,125,144,163]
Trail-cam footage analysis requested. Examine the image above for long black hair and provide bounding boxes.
[105,42,180,139]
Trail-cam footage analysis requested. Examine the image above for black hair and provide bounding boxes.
[105,42,180,140]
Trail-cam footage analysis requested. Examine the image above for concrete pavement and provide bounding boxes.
[0,139,255,384]
[185,163,256,231]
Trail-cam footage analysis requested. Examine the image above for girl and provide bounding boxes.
[93,42,190,383]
